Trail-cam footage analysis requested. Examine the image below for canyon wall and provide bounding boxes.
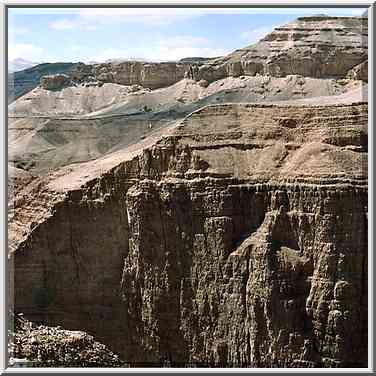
[9,102,368,367]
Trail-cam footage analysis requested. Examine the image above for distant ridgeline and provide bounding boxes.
[7,16,368,102]
[7,63,77,103]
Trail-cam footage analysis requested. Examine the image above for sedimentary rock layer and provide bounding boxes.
[70,61,192,90]
[191,16,368,82]
[9,102,368,367]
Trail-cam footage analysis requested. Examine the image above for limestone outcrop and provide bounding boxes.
[9,102,368,367]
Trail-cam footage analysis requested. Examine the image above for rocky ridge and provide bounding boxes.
[35,16,368,95]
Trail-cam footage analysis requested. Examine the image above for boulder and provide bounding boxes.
[40,74,71,90]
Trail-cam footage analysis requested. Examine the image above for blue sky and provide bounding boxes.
[8,7,367,63]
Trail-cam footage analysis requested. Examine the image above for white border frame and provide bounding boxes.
[1,0,374,373]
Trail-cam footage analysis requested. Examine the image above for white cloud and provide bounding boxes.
[153,35,227,61]
[88,48,130,63]
[49,18,81,30]
[79,7,195,24]
[70,45,82,52]
[86,35,229,63]
[49,18,97,30]
[8,43,46,61]
[241,24,278,44]
[49,8,202,31]
[11,27,30,35]
[158,36,209,49]
[46,7,367,32]
[153,46,227,62]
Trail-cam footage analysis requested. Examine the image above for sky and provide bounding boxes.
[8,7,367,63]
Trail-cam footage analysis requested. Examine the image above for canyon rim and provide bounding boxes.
[6,6,369,369]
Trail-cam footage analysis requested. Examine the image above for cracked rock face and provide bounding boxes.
[9,102,368,367]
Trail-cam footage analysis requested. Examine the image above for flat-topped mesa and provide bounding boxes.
[192,16,368,82]
[10,101,367,367]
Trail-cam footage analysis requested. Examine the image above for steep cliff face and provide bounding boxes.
[9,102,367,367]
[193,16,368,82]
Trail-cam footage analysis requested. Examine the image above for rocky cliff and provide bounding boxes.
[9,101,368,367]
[69,61,192,90]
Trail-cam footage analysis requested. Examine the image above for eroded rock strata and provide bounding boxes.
[10,102,367,367]
[69,61,192,90]
[193,16,368,82]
